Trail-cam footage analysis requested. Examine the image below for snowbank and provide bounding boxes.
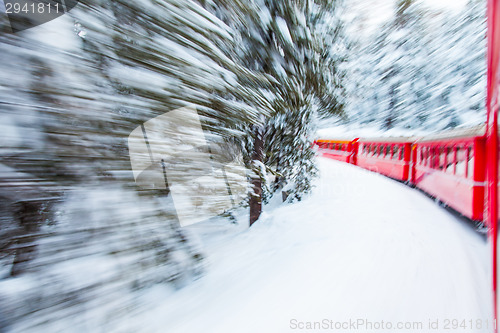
[128,157,492,333]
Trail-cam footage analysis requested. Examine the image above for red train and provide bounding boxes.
[314,125,489,225]
[316,1,500,326]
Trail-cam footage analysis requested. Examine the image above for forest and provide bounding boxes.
[0,0,487,331]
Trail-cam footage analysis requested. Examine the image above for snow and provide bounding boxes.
[423,0,468,12]
[125,157,492,333]
[27,15,81,52]
[341,0,486,134]
[276,17,293,45]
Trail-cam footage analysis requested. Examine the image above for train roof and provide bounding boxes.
[357,136,413,143]
[413,124,485,143]
[316,125,486,143]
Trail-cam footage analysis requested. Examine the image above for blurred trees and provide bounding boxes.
[344,0,486,132]
[207,0,348,224]
[0,0,347,330]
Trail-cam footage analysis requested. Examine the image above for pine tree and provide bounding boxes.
[0,0,272,329]
[343,0,486,133]
[210,0,348,224]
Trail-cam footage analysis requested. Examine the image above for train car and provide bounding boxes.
[313,125,488,224]
[411,126,487,223]
[356,138,412,182]
[315,139,358,164]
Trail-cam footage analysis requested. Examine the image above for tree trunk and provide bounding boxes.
[11,201,43,276]
[249,126,264,226]
[386,84,397,129]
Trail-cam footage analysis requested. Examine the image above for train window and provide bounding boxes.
[453,147,458,175]
[467,147,473,179]
[386,146,391,157]
[444,147,453,173]
[435,147,440,169]
[442,147,448,171]
[439,147,446,171]
[433,147,438,168]
[393,146,399,159]
[433,147,439,169]
[456,147,465,177]
[436,147,441,170]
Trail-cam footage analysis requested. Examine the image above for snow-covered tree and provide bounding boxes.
[0,0,273,330]
[209,0,348,224]
[343,0,486,133]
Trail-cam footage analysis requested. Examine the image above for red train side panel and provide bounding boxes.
[411,136,486,223]
[314,127,486,223]
[315,139,357,164]
[356,140,412,182]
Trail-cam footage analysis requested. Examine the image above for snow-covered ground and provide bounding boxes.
[126,157,492,333]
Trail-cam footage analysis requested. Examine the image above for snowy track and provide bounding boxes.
[132,157,492,333]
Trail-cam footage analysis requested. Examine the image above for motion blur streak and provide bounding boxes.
[0,0,488,332]
[0,0,266,330]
